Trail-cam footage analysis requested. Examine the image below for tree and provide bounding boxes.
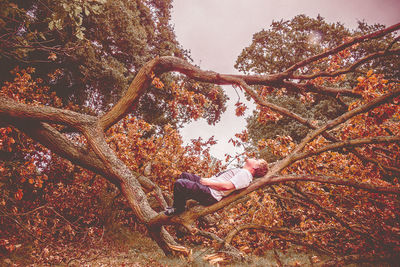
[0,0,226,127]
[235,15,399,80]
[236,16,400,161]
[1,12,400,265]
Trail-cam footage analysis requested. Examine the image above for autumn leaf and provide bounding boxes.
[14,189,23,200]
[48,53,57,61]
[235,102,247,116]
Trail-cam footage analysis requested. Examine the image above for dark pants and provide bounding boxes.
[173,172,218,212]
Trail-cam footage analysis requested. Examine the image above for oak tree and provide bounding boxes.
[1,6,400,265]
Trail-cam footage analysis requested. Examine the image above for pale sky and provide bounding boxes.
[171,0,400,161]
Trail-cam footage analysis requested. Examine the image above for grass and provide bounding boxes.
[2,226,396,266]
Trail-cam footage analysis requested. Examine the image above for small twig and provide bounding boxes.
[0,204,48,216]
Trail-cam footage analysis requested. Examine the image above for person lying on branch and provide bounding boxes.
[164,158,269,216]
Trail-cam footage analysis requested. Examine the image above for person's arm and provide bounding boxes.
[200,178,235,191]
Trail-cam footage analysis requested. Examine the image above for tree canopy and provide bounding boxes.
[1,4,400,266]
[0,0,226,127]
[236,15,400,162]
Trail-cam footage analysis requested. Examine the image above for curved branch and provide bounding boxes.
[98,31,400,133]
[292,135,400,163]
[285,23,400,74]
[236,81,318,129]
[99,58,160,130]
[97,56,362,131]
[148,170,400,233]
[98,56,285,130]
[0,96,96,131]
[283,81,361,98]
[272,174,400,195]
[15,121,110,180]
[293,48,400,80]
[137,175,168,209]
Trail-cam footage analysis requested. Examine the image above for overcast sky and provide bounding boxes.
[171,0,400,161]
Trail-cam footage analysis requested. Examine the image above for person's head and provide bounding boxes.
[244,158,269,178]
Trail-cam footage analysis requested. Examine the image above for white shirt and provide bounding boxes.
[208,168,253,201]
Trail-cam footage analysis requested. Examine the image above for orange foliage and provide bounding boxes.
[1,38,400,263]
[235,101,247,116]
[221,70,399,258]
[106,116,222,190]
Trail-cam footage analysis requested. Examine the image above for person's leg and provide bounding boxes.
[170,172,201,212]
[178,172,201,183]
[172,179,217,212]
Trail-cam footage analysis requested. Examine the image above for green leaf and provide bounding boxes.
[74,6,82,17]
[39,32,46,40]
[54,19,62,30]
[77,16,83,26]
[62,3,70,12]
[91,5,101,14]
[84,6,90,16]
[76,30,84,40]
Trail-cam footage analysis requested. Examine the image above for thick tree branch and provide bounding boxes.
[1,23,399,257]
[97,26,400,133]
[148,170,400,233]
[0,96,96,131]
[99,58,160,130]
[0,85,186,256]
[14,121,109,179]
[97,55,363,131]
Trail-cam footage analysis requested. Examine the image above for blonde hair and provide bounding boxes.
[253,160,269,178]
